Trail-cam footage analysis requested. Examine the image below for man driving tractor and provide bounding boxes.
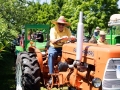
[48,16,76,83]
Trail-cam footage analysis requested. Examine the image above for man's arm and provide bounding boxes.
[67,28,76,41]
[50,28,59,44]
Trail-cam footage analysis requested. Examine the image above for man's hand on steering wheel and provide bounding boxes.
[61,35,76,42]
[54,35,76,46]
[70,36,76,41]
[53,36,68,46]
[69,36,76,42]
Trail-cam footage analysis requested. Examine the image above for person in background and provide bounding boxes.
[89,36,97,44]
[17,34,21,45]
[97,31,108,45]
[20,33,25,47]
[47,16,76,84]
[36,31,44,42]
[93,26,100,38]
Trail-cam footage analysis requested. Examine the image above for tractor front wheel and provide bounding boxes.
[15,52,41,90]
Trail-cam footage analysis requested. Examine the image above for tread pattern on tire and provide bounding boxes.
[16,51,41,90]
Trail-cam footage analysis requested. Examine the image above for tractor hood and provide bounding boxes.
[62,43,97,65]
[26,41,47,51]
[62,43,120,65]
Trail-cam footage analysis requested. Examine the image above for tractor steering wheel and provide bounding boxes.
[54,38,76,46]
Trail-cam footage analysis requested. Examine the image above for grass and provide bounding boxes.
[0,51,15,90]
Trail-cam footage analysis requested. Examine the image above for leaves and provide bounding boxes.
[0,0,118,54]
[1,0,118,36]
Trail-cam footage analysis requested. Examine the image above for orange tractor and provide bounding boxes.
[15,12,120,90]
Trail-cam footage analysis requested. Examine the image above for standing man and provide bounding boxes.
[48,16,76,75]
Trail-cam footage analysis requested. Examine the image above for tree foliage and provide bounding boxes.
[66,0,119,35]
[0,0,119,52]
[0,14,14,52]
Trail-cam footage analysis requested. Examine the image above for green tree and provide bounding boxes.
[0,0,119,38]
[51,0,65,13]
[69,0,119,35]
[0,0,29,33]
[0,14,15,53]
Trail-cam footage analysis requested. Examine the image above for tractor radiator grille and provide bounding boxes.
[102,58,120,90]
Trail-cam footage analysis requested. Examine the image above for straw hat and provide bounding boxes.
[51,16,70,26]
[99,31,106,35]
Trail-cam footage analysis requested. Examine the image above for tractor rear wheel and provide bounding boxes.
[15,52,41,90]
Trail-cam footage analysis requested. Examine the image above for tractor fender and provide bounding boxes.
[15,46,24,55]
[30,47,43,72]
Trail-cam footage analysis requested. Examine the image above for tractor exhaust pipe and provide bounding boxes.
[76,11,83,61]
[69,11,84,68]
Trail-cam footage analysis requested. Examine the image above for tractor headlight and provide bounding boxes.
[92,78,102,88]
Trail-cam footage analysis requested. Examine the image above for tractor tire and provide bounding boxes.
[15,51,41,90]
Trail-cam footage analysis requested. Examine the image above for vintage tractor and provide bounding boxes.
[16,12,120,90]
